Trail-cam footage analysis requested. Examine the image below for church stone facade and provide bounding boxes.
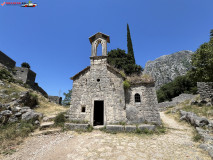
[68,32,161,126]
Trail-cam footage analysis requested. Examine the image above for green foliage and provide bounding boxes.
[106,24,143,75]
[127,24,136,64]
[21,62,30,69]
[119,71,126,78]
[188,29,213,82]
[157,29,213,103]
[62,89,72,106]
[155,125,166,134]
[123,80,130,89]
[210,29,213,39]
[0,121,37,155]
[24,92,39,108]
[0,68,15,82]
[157,75,197,102]
[107,48,128,70]
[87,125,93,132]
[54,112,66,126]
[68,120,88,124]
[193,131,202,142]
[107,49,143,75]
[181,105,213,118]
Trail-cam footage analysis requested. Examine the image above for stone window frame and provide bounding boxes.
[134,93,141,103]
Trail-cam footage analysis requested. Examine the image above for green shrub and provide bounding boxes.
[21,62,30,69]
[0,121,37,155]
[193,132,202,142]
[123,80,130,89]
[107,49,143,75]
[0,69,15,82]
[119,71,126,78]
[157,75,197,103]
[54,112,66,126]
[87,125,93,132]
[155,125,166,134]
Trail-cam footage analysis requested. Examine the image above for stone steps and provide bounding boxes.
[31,128,61,136]
[42,115,56,122]
[93,125,105,130]
[40,121,54,130]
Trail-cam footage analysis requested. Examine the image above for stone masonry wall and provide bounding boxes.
[157,94,197,111]
[0,51,16,69]
[14,67,36,86]
[126,84,161,125]
[48,96,62,105]
[32,83,48,97]
[69,57,126,125]
[197,82,213,100]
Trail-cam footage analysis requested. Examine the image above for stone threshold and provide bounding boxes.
[65,123,156,132]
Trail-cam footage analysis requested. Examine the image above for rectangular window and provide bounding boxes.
[81,106,86,112]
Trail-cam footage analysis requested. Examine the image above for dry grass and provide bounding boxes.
[0,121,37,156]
[35,94,68,116]
[181,105,213,119]
[127,74,154,84]
[0,80,68,116]
[0,82,27,104]
[0,80,68,157]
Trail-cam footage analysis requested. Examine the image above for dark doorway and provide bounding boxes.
[94,101,104,126]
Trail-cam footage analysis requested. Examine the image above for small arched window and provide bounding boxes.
[135,93,141,103]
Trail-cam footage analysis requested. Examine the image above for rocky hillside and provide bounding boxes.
[143,50,193,90]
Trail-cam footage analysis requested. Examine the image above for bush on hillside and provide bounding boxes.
[0,68,15,82]
[21,62,30,69]
[54,112,66,126]
[157,75,197,103]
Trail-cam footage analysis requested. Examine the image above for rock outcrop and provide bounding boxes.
[157,93,197,111]
[179,110,213,158]
[143,50,193,90]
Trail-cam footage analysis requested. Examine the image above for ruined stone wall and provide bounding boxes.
[32,83,48,97]
[157,94,197,111]
[14,67,36,86]
[48,96,62,105]
[14,67,28,83]
[69,57,126,125]
[126,84,161,125]
[27,70,36,86]
[0,51,16,69]
[197,82,213,100]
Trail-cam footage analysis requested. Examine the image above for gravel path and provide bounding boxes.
[2,112,211,160]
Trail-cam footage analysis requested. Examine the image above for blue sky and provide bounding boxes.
[0,0,213,99]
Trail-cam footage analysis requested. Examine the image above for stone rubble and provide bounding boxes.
[180,110,213,158]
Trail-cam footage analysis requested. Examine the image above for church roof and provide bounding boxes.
[70,66,90,80]
[127,74,155,85]
[70,65,124,80]
[89,32,110,44]
[70,64,154,85]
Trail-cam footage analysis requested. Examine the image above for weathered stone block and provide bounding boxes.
[125,125,136,132]
[65,123,89,130]
[138,124,156,131]
[106,125,125,132]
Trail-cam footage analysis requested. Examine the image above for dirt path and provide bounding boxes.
[2,112,211,160]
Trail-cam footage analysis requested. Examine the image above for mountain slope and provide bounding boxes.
[143,50,193,90]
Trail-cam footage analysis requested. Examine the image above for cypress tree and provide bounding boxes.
[210,29,213,38]
[127,24,136,64]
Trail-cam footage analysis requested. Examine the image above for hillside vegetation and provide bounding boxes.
[157,29,213,102]
[0,67,68,156]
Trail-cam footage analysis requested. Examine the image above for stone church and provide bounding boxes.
[68,32,161,126]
